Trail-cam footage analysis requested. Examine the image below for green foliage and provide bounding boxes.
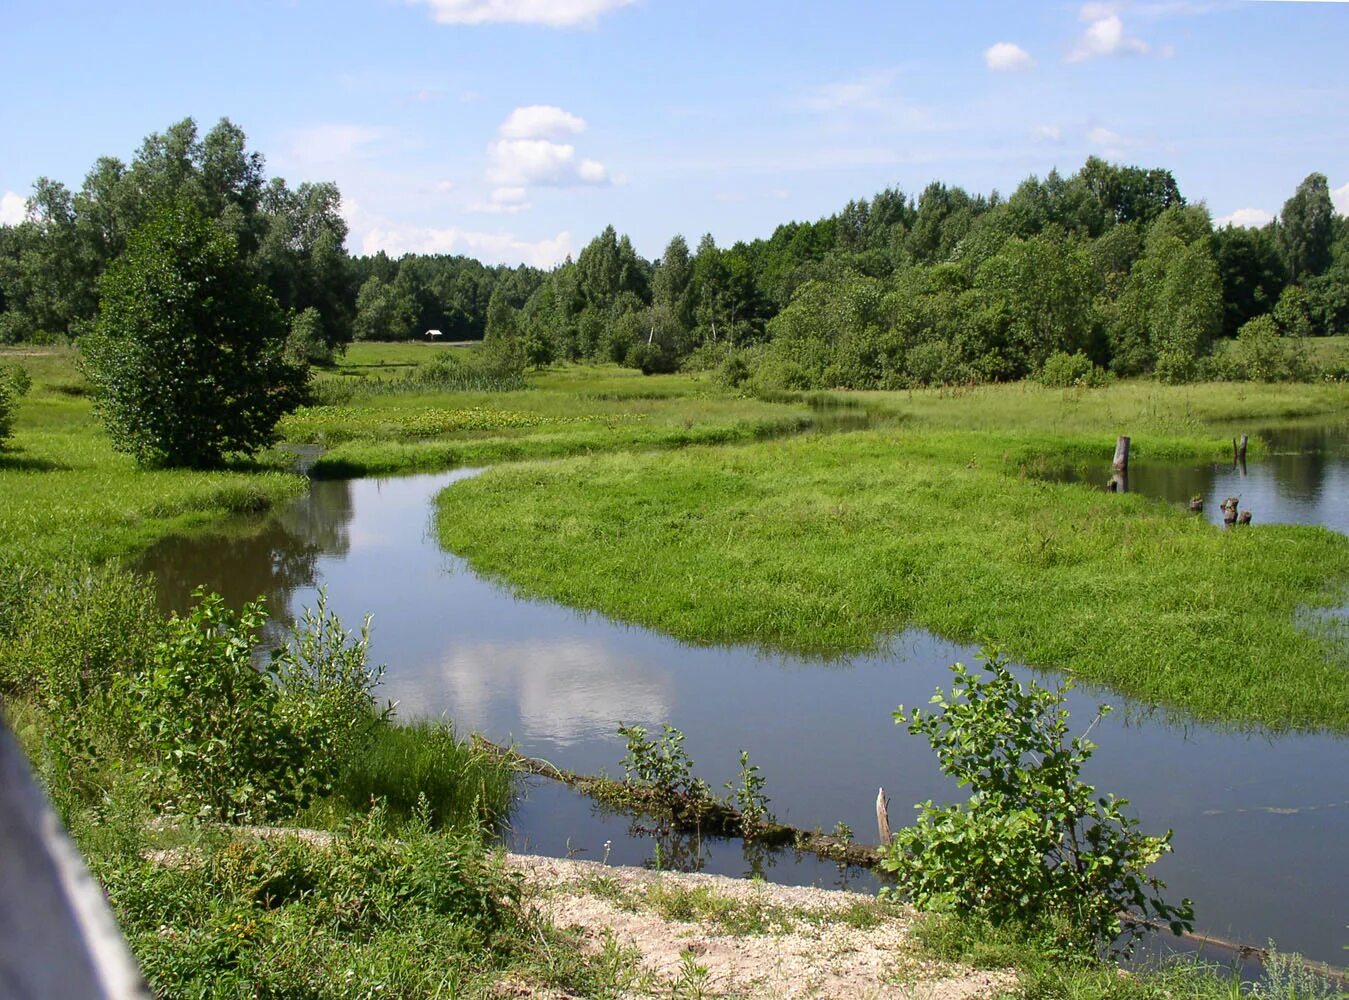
[0,362,26,445]
[283,306,334,366]
[82,203,308,467]
[99,812,543,998]
[1037,351,1112,388]
[333,720,516,832]
[618,723,712,806]
[1280,173,1336,281]
[725,749,771,837]
[1225,315,1314,383]
[881,648,1192,954]
[123,589,383,821]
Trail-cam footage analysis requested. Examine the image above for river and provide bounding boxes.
[136,422,1349,965]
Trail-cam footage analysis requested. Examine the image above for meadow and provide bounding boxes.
[437,379,1349,733]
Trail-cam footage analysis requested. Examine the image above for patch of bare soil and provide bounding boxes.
[507,854,1015,1000]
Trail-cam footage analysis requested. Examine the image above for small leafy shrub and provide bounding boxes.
[397,348,526,393]
[124,589,383,821]
[0,362,29,445]
[1226,315,1315,383]
[881,648,1193,956]
[283,306,336,366]
[1037,351,1111,389]
[625,340,680,375]
[618,723,712,806]
[725,749,771,837]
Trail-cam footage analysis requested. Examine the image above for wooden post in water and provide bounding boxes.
[1234,434,1248,473]
[1221,497,1240,526]
[1109,435,1130,493]
[1238,510,1252,525]
[876,787,891,845]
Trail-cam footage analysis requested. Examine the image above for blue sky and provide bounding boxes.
[2,0,1347,266]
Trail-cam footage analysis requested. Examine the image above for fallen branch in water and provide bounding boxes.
[472,735,883,869]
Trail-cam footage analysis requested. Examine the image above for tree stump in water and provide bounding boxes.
[1221,497,1240,526]
[1238,510,1252,525]
[1189,496,1204,513]
[876,788,891,845]
[1109,435,1130,493]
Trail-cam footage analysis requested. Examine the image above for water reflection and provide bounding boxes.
[134,446,1349,965]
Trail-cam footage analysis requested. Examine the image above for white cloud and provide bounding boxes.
[1333,181,1349,217]
[342,196,570,266]
[484,106,610,188]
[470,186,532,214]
[286,124,383,166]
[1214,207,1275,228]
[1088,125,1125,146]
[409,0,634,27]
[1033,124,1064,143]
[486,138,609,186]
[985,42,1036,72]
[434,179,456,193]
[499,104,587,140]
[0,191,26,226]
[1068,6,1151,62]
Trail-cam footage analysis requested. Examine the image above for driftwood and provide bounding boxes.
[473,736,883,868]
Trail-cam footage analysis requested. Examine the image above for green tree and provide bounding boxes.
[1279,172,1335,280]
[82,203,308,467]
[353,274,417,341]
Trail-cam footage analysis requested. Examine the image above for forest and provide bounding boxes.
[2,117,1345,389]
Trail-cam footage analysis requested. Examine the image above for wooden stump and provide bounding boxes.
[876,787,891,845]
[1109,435,1130,493]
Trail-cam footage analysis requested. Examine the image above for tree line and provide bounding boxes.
[2,118,1345,391]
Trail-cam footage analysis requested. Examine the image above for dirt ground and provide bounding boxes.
[505,853,1015,1000]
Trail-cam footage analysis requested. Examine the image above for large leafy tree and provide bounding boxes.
[1279,172,1335,281]
[82,204,307,468]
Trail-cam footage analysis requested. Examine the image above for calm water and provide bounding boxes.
[136,428,1349,965]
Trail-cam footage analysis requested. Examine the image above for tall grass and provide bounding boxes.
[334,720,516,833]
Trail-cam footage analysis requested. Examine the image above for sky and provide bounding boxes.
[2,0,1347,267]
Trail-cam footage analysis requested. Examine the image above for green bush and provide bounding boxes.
[81,203,309,468]
[1037,351,1111,388]
[1226,315,1315,382]
[881,648,1192,956]
[0,361,31,446]
[124,589,383,821]
[283,306,336,366]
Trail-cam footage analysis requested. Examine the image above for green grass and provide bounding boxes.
[437,385,1349,732]
[0,347,305,566]
[292,362,814,477]
[324,720,518,832]
[912,912,1347,1000]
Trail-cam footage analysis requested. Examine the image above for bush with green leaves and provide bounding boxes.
[1036,350,1112,389]
[0,361,32,446]
[81,202,309,468]
[1226,315,1315,383]
[881,648,1193,955]
[124,589,384,821]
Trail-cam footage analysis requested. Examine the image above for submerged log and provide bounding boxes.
[472,736,883,868]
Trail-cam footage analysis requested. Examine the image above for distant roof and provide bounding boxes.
[425,329,443,337]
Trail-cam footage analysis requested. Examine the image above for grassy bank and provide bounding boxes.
[291,361,814,477]
[437,383,1349,732]
[0,347,305,566]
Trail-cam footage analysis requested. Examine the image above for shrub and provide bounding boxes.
[1036,351,1111,388]
[0,360,32,445]
[624,340,679,375]
[283,307,335,366]
[123,589,383,821]
[1226,314,1314,383]
[881,648,1192,956]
